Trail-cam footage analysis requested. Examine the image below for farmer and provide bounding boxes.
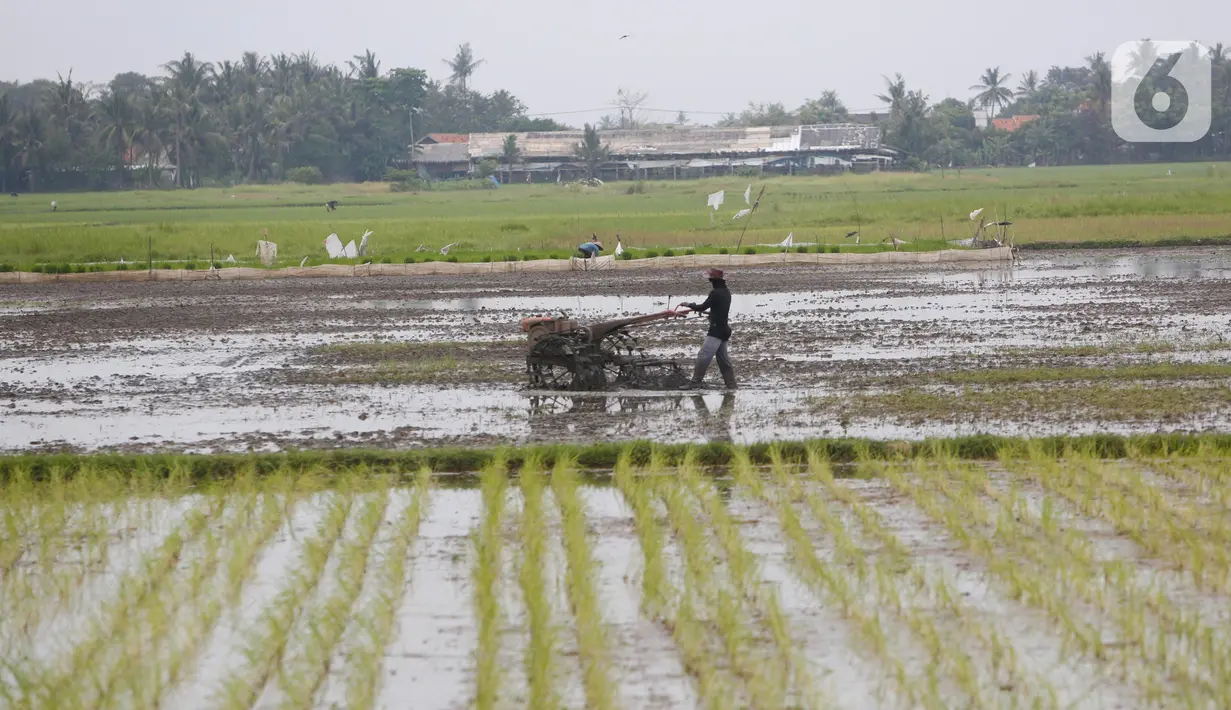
[677,268,736,389]
[576,237,603,259]
[325,200,339,212]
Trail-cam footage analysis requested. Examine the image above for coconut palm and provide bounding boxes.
[501,133,521,184]
[96,90,137,185]
[348,50,381,80]
[574,123,609,179]
[1017,70,1039,96]
[163,52,214,186]
[1086,52,1112,116]
[445,43,484,92]
[876,74,908,116]
[971,67,1015,118]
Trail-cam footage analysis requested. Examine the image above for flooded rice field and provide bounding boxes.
[2,247,1230,453]
[5,450,1231,708]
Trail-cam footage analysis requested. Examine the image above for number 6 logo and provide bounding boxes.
[1112,40,1212,143]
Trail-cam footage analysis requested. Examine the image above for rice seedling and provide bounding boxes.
[551,458,618,710]
[899,451,1223,706]
[275,489,389,708]
[11,493,223,709]
[678,454,820,709]
[216,485,354,710]
[517,457,558,710]
[344,468,432,710]
[611,454,734,710]
[472,456,508,710]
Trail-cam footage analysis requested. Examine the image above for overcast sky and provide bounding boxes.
[3,0,1226,124]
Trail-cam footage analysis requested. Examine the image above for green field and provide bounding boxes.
[1,163,1230,269]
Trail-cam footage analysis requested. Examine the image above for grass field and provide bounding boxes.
[4,437,1231,708]
[1,162,1230,269]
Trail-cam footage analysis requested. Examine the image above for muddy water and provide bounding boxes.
[2,248,1230,453]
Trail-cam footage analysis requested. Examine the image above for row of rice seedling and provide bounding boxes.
[786,448,1058,708]
[679,453,820,709]
[216,486,354,710]
[342,469,432,710]
[472,458,508,710]
[893,451,1224,706]
[517,458,558,710]
[275,489,390,708]
[652,452,791,709]
[733,450,933,707]
[551,459,618,710]
[612,455,735,710]
[1011,445,1231,595]
[4,492,224,709]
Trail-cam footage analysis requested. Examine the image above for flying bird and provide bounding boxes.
[619,34,631,40]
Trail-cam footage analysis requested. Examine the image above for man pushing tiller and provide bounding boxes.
[676,268,736,390]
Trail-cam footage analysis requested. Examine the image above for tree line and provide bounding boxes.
[3,41,1230,191]
[0,44,562,191]
[709,42,1231,168]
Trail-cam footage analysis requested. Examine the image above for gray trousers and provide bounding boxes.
[694,336,735,387]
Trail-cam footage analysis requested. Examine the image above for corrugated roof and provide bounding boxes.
[468,124,881,160]
[415,142,470,164]
[420,133,468,144]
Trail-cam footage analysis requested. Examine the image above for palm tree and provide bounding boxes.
[163,52,213,186]
[501,134,521,184]
[574,123,609,179]
[96,90,137,185]
[1017,70,1039,96]
[971,67,1015,118]
[1086,52,1112,117]
[445,43,484,92]
[876,74,908,116]
[348,50,381,80]
[130,96,167,187]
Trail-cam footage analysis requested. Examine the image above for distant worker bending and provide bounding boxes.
[576,237,603,259]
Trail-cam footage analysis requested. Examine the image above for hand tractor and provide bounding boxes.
[521,310,688,391]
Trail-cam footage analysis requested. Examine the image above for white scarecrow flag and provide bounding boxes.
[357,230,372,257]
[324,233,345,258]
[614,237,624,257]
[256,240,278,266]
[707,190,725,211]
[744,184,752,205]
[732,208,751,220]
[343,240,358,258]
[969,208,984,221]
[779,232,794,248]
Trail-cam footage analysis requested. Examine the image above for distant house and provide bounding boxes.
[412,142,471,179]
[407,124,896,182]
[990,115,1040,132]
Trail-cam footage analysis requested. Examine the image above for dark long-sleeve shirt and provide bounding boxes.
[685,278,732,341]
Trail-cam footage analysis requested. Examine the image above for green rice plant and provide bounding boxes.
[611,454,734,710]
[904,452,1218,706]
[679,454,818,709]
[16,494,223,709]
[653,456,782,709]
[472,456,508,710]
[216,487,354,710]
[551,458,618,710]
[517,457,558,710]
[344,468,432,710]
[276,489,390,708]
[809,448,1056,707]
[734,450,926,708]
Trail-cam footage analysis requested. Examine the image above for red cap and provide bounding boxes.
[704,268,724,279]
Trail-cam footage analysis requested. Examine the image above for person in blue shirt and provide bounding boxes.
[576,237,604,258]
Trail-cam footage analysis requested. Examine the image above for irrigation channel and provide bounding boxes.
[2,248,1231,453]
[4,445,1231,708]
